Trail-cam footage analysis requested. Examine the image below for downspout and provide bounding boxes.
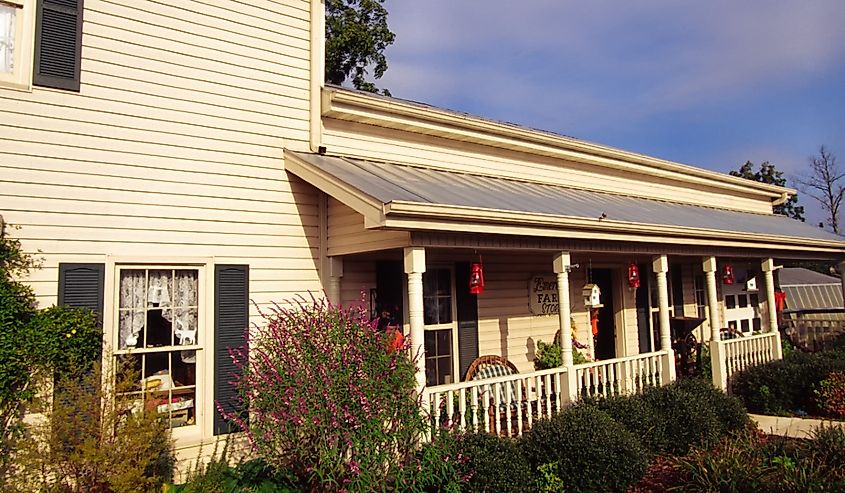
[309,0,325,153]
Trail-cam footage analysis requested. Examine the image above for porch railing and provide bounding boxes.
[574,350,667,399]
[711,331,781,391]
[782,308,845,352]
[420,366,569,438]
[421,350,672,438]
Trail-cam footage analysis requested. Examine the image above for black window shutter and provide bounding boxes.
[635,263,652,353]
[454,262,479,381]
[214,264,249,436]
[57,263,104,326]
[34,0,84,91]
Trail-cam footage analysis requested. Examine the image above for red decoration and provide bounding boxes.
[722,264,735,285]
[775,290,787,312]
[627,262,641,289]
[469,260,485,295]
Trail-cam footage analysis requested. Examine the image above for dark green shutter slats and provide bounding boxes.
[635,263,651,353]
[671,267,685,317]
[57,263,104,325]
[34,0,83,91]
[214,264,249,436]
[455,262,479,381]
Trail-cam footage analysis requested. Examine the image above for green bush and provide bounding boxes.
[457,432,532,492]
[674,377,750,436]
[673,426,845,493]
[394,429,467,493]
[581,379,746,458]
[173,455,298,493]
[9,361,176,492]
[640,381,724,456]
[732,351,845,415]
[520,406,648,493]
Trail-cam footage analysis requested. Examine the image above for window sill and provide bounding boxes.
[0,79,33,92]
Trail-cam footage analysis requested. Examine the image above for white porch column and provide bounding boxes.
[703,256,722,342]
[326,256,343,305]
[653,255,676,383]
[653,255,672,351]
[553,252,574,367]
[762,258,783,360]
[404,247,427,393]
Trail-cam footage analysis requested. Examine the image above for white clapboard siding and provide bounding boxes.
[1,0,319,309]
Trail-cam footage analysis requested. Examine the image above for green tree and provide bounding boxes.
[730,161,805,221]
[325,0,395,95]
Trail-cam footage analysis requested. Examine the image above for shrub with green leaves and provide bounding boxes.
[673,426,845,493]
[394,428,468,493]
[457,432,532,492]
[9,362,175,492]
[520,406,648,493]
[584,379,746,458]
[222,297,426,492]
[733,351,845,415]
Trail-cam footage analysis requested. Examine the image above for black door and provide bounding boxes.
[592,269,616,360]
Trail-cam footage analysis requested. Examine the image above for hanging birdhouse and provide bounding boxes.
[627,262,641,289]
[582,283,602,307]
[722,264,735,285]
[469,261,485,295]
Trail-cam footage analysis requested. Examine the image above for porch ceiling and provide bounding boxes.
[285,151,845,256]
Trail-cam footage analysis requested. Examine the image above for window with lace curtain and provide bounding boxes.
[115,267,203,429]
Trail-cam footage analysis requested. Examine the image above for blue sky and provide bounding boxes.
[378,0,845,226]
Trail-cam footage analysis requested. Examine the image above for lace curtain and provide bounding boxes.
[0,4,15,74]
[118,270,199,352]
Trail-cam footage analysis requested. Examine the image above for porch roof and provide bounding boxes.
[286,151,845,255]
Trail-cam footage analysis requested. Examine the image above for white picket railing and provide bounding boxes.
[421,351,672,438]
[711,331,781,390]
[420,366,569,438]
[573,350,668,399]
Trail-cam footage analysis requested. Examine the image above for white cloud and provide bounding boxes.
[380,0,845,128]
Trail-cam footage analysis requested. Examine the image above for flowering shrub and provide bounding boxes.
[814,372,845,419]
[222,297,426,492]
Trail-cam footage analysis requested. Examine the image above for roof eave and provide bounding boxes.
[379,201,845,254]
[322,87,793,203]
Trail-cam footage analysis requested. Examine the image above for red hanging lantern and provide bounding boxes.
[469,259,485,295]
[775,290,787,312]
[722,264,735,285]
[627,262,641,289]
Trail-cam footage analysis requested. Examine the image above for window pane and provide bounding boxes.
[753,318,761,332]
[424,298,438,325]
[740,320,750,333]
[0,5,15,74]
[738,295,748,308]
[438,296,452,324]
[425,358,437,387]
[726,296,736,309]
[437,269,451,296]
[437,357,453,384]
[423,271,438,297]
[750,294,759,308]
[436,329,451,354]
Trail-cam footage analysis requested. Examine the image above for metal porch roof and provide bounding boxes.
[286,152,845,249]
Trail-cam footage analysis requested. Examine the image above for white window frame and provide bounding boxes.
[0,0,35,90]
[422,265,459,386]
[109,262,209,440]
